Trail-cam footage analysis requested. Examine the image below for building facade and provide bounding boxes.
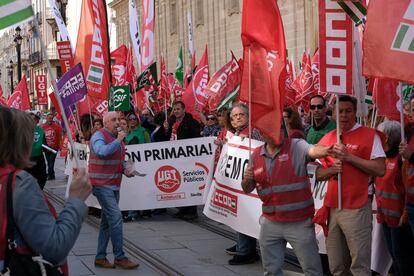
[109,0,318,74]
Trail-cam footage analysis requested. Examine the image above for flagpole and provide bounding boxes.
[69,107,81,136]
[86,96,93,129]
[34,18,79,168]
[399,82,405,142]
[335,93,342,210]
[248,47,252,163]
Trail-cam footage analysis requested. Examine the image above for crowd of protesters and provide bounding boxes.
[3,92,414,274]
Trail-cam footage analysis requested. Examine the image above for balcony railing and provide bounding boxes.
[29,51,41,65]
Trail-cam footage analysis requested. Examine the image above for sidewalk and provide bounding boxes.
[46,157,303,275]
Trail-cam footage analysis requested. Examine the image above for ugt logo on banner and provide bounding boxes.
[108,85,130,111]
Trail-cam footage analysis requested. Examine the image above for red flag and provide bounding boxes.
[35,75,48,105]
[205,53,241,112]
[311,48,321,96]
[74,0,111,100]
[7,76,30,110]
[374,79,401,121]
[168,74,184,102]
[111,44,128,86]
[363,0,414,84]
[141,0,155,71]
[158,56,170,104]
[126,46,137,91]
[181,46,210,119]
[240,0,287,144]
[48,90,62,115]
[0,96,7,107]
[284,60,297,106]
[0,84,3,98]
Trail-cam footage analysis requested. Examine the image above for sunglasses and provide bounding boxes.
[207,117,217,121]
[128,117,137,120]
[310,104,324,110]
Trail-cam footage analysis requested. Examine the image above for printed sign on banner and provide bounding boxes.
[67,137,216,210]
[108,85,131,111]
[35,75,48,105]
[57,41,73,74]
[319,0,353,94]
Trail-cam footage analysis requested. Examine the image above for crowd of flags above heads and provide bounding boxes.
[1,0,414,143]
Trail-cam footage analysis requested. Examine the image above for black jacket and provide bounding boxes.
[168,112,201,140]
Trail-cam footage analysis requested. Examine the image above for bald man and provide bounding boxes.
[88,112,138,269]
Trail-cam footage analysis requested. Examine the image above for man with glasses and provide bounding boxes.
[201,114,221,137]
[306,95,336,144]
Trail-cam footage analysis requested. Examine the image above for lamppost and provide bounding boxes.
[57,0,68,24]
[14,26,23,82]
[7,60,13,92]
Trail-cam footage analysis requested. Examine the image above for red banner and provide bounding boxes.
[7,76,31,110]
[35,75,48,105]
[319,0,353,94]
[205,54,241,112]
[74,0,111,100]
[141,0,155,71]
[240,0,286,145]
[363,0,414,84]
[57,40,73,74]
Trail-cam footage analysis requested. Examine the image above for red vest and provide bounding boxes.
[88,129,125,187]
[252,139,314,222]
[0,166,68,275]
[375,155,405,227]
[404,138,414,205]
[319,126,375,209]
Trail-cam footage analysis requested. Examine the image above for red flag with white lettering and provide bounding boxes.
[35,75,48,105]
[182,46,210,119]
[240,0,287,144]
[319,0,353,94]
[158,56,171,105]
[74,0,111,100]
[284,60,297,106]
[205,53,241,112]
[363,0,414,84]
[56,40,73,74]
[7,76,30,110]
[373,79,401,121]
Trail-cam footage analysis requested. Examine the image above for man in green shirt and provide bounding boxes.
[306,95,336,145]
[25,111,47,189]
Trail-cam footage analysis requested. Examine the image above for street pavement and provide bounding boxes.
[46,157,304,276]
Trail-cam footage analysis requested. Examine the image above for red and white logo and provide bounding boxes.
[154,165,181,193]
[211,188,238,214]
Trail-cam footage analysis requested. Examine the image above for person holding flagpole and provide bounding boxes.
[316,95,386,276]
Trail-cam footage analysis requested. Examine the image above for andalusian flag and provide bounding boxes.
[0,0,33,30]
[175,47,184,85]
[337,1,366,25]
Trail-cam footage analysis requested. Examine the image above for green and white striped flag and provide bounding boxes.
[0,0,34,30]
[337,1,366,25]
[175,47,184,86]
[216,85,240,111]
[365,90,372,105]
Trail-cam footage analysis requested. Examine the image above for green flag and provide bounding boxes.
[175,47,184,85]
[108,85,130,111]
[337,1,366,25]
[136,62,158,91]
[0,0,34,30]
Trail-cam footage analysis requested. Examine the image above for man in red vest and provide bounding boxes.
[317,95,386,275]
[88,111,138,270]
[41,112,62,180]
[242,132,333,275]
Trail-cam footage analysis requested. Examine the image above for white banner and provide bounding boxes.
[141,0,154,70]
[203,136,264,238]
[203,138,392,274]
[67,137,216,210]
[187,10,194,57]
[47,0,73,51]
[129,0,141,73]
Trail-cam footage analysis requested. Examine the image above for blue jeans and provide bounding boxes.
[382,223,414,276]
[236,232,256,256]
[92,186,125,260]
[44,150,57,178]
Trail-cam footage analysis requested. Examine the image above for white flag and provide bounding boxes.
[187,10,194,56]
[129,0,141,73]
[0,0,33,30]
[47,0,73,51]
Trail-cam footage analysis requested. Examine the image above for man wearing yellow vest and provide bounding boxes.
[88,111,138,270]
[317,95,386,275]
[242,131,333,275]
